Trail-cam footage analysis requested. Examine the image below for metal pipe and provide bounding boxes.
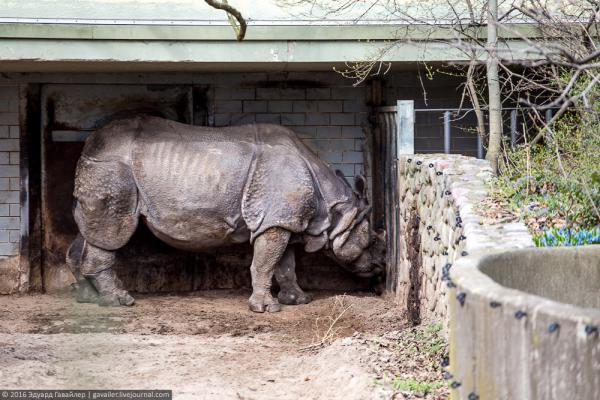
[510,109,517,148]
[377,106,567,113]
[545,109,553,123]
[444,110,451,154]
[0,17,413,26]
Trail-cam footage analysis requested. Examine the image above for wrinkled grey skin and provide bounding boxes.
[67,116,385,312]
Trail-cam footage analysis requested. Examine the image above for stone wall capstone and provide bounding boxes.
[393,154,533,323]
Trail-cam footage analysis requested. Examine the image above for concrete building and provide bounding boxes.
[0,1,531,294]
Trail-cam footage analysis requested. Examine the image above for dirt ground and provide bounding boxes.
[0,291,448,399]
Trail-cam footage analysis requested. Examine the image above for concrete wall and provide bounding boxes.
[0,85,21,293]
[449,246,600,400]
[391,154,533,323]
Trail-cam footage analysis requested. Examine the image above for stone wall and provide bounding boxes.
[392,154,533,323]
[0,85,21,293]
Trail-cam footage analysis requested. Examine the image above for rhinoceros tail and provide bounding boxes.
[66,232,85,281]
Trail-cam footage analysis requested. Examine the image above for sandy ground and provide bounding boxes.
[0,291,448,399]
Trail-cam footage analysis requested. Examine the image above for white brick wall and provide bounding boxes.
[0,86,20,257]
[213,84,369,181]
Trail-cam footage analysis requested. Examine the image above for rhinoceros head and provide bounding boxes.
[330,173,385,278]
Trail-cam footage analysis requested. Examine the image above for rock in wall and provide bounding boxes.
[393,154,533,323]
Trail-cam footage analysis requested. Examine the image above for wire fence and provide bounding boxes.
[377,103,560,159]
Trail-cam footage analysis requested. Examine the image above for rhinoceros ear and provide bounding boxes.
[354,174,367,199]
[335,170,352,188]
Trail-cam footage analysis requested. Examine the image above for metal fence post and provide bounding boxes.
[444,110,451,154]
[396,100,414,155]
[477,134,484,159]
[510,109,517,148]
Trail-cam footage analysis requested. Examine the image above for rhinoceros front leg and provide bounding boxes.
[81,242,135,307]
[275,247,312,305]
[248,227,291,313]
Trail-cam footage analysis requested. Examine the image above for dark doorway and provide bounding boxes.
[37,83,370,294]
[40,84,195,291]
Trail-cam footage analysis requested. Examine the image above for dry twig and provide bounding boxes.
[299,295,353,352]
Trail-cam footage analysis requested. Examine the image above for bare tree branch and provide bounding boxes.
[204,0,247,41]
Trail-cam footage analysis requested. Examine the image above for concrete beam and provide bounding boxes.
[0,39,535,72]
[0,22,544,41]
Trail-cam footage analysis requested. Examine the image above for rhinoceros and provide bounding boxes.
[66,116,385,312]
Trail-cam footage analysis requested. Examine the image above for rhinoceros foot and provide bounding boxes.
[71,280,100,304]
[71,278,135,307]
[248,293,281,313]
[278,290,312,305]
[98,290,135,307]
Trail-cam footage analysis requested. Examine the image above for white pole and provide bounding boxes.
[396,100,415,155]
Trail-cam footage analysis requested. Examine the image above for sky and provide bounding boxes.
[1,1,564,24]
[0,0,458,23]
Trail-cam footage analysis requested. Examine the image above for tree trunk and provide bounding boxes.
[467,59,486,141]
[486,0,502,174]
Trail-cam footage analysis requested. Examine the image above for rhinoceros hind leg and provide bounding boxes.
[275,247,312,305]
[248,227,291,313]
[81,242,135,307]
[66,233,100,303]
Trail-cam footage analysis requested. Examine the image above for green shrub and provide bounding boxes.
[495,111,600,232]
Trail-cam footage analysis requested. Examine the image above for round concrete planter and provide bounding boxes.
[449,245,600,400]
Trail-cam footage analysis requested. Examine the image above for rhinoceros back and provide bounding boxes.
[129,118,255,246]
[75,116,348,250]
[130,117,334,246]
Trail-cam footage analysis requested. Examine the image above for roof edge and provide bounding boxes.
[0,22,545,41]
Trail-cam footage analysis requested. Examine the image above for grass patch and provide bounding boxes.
[392,377,445,393]
[374,323,449,398]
